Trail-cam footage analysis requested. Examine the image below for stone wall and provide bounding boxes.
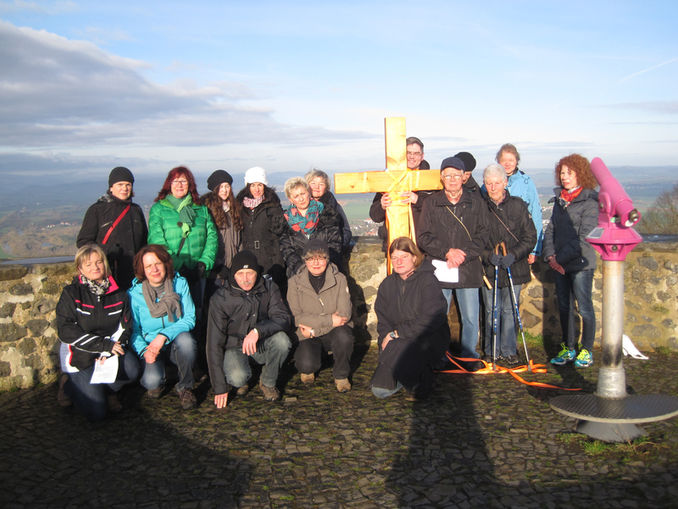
[1,238,676,390]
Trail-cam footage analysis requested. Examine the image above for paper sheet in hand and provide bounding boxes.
[432,259,459,283]
[90,355,119,384]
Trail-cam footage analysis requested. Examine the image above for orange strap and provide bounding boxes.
[437,351,581,391]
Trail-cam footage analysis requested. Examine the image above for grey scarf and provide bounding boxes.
[142,278,182,322]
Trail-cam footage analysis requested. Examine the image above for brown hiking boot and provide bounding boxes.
[335,378,351,393]
[300,373,315,385]
[259,383,280,401]
[177,387,197,410]
[236,385,249,397]
[146,385,164,399]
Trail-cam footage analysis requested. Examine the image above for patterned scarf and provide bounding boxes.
[285,199,324,236]
[243,195,264,210]
[560,186,583,205]
[80,274,110,296]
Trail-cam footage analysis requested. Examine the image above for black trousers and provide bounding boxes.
[294,325,353,379]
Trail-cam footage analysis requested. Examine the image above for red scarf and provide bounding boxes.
[560,186,582,203]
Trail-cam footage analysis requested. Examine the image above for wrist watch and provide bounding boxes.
[389,331,397,340]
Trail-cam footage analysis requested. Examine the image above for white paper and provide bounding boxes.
[90,354,119,384]
[432,259,459,283]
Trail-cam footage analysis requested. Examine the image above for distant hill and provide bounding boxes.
[1,166,675,259]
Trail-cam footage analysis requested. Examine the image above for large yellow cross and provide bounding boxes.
[333,117,442,271]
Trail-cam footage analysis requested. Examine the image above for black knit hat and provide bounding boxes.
[207,169,233,191]
[231,250,261,275]
[108,166,134,187]
[303,239,330,258]
[454,152,476,172]
[440,157,466,172]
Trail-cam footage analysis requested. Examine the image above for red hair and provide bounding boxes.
[154,166,200,203]
[555,154,598,190]
[133,244,175,282]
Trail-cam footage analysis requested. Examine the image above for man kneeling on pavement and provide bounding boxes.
[287,239,353,393]
[206,250,292,408]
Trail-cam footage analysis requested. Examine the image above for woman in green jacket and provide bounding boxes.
[148,166,217,318]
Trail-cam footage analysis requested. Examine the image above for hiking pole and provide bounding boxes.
[491,243,500,371]
[500,242,532,372]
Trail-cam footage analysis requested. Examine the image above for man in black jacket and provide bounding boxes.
[369,136,434,251]
[206,251,292,408]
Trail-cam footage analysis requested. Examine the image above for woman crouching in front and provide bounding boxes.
[128,244,198,410]
[370,237,451,401]
[56,243,140,421]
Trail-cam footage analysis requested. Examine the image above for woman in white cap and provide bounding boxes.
[235,167,288,290]
[77,166,147,290]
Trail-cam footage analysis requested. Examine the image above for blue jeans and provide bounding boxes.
[65,351,140,421]
[140,332,197,391]
[481,284,520,357]
[222,331,291,388]
[372,381,403,399]
[442,287,480,358]
[554,269,596,351]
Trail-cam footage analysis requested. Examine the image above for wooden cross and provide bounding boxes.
[333,117,442,272]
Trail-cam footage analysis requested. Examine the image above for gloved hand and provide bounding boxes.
[218,265,230,280]
[197,262,206,278]
[489,253,502,266]
[500,253,515,268]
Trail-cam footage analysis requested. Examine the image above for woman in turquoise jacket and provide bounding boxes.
[148,166,217,318]
[129,244,197,409]
[495,144,543,262]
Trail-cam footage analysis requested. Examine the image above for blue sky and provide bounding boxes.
[1,0,677,183]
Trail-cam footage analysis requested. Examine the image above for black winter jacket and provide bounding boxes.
[318,191,353,251]
[481,191,537,287]
[280,204,342,277]
[206,275,292,395]
[77,193,147,289]
[236,187,289,287]
[543,188,599,272]
[56,275,132,370]
[417,189,489,289]
[374,259,450,357]
[369,187,436,252]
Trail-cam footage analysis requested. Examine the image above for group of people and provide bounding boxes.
[57,165,354,420]
[56,139,600,418]
[368,141,599,400]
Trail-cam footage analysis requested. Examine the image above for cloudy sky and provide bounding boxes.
[1,0,677,183]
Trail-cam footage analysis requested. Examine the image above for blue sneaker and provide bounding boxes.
[550,343,576,365]
[574,348,593,368]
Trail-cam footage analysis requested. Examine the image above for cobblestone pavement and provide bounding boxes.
[1,343,677,509]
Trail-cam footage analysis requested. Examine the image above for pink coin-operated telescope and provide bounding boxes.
[550,157,678,442]
[587,157,642,260]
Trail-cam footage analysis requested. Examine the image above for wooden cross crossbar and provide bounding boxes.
[333,117,441,271]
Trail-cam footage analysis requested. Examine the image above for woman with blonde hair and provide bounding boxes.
[280,177,341,277]
[56,243,139,420]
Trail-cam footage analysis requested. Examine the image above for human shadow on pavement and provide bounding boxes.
[0,385,252,508]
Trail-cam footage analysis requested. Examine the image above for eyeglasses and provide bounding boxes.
[442,174,463,181]
[305,256,328,262]
[172,179,188,185]
[407,151,423,157]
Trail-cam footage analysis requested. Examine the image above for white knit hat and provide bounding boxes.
[244,166,268,186]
